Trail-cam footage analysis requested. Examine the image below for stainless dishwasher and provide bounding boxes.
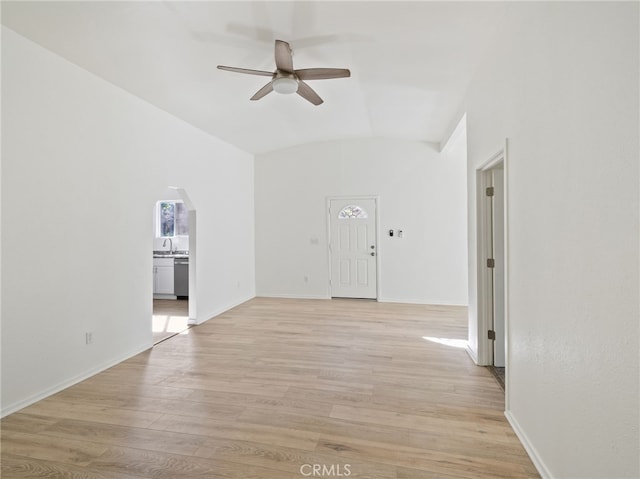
[174,257,189,298]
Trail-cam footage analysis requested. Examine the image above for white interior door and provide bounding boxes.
[329,198,377,299]
[491,169,506,367]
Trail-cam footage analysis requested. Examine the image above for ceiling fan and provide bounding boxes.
[217,39,350,106]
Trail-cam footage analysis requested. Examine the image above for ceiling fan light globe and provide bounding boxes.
[272,77,298,94]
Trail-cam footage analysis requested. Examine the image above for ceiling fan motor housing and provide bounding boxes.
[273,72,298,94]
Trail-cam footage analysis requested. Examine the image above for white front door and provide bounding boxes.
[329,198,377,299]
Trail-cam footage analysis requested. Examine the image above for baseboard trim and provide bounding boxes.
[504,410,552,479]
[256,293,331,300]
[153,294,177,300]
[377,297,468,307]
[1,343,151,418]
[465,345,479,364]
[256,295,467,305]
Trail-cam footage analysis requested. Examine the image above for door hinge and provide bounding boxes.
[486,186,495,197]
[487,258,495,268]
[488,330,496,340]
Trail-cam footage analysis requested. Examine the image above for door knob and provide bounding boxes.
[370,252,376,256]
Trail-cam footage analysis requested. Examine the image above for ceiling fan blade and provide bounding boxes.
[217,65,274,77]
[274,40,294,73]
[296,81,323,105]
[250,81,274,101]
[295,68,351,81]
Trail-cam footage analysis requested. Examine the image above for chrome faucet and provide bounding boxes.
[162,238,173,253]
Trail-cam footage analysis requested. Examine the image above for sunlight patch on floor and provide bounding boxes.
[153,314,190,335]
[423,336,468,349]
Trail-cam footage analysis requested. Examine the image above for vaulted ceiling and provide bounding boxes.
[2,1,507,154]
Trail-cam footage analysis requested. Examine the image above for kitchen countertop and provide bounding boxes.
[153,251,189,259]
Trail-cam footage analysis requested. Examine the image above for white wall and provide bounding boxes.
[255,138,468,305]
[1,27,255,416]
[464,3,639,478]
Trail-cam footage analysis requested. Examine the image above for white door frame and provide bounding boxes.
[326,195,380,300]
[169,187,197,324]
[475,141,509,397]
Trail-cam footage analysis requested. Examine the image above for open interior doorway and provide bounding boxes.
[477,147,507,392]
[152,187,196,344]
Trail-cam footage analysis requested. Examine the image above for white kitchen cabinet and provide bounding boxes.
[153,258,174,295]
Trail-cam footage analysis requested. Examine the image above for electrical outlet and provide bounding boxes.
[85,332,93,345]
[304,275,309,283]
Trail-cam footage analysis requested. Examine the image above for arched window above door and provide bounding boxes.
[338,205,368,219]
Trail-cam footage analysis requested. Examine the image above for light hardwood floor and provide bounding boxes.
[153,299,189,344]
[1,298,539,478]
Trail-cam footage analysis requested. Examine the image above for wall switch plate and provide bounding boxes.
[85,332,93,345]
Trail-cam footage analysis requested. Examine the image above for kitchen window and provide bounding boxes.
[157,201,188,237]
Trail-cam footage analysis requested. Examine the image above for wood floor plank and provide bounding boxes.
[235,407,446,450]
[147,412,321,451]
[38,418,207,456]
[329,404,517,442]
[395,465,478,479]
[87,446,287,479]
[316,435,533,479]
[123,396,245,420]
[184,388,334,417]
[0,453,145,479]
[1,297,539,478]
[0,413,60,434]
[192,437,397,478]
[285,385,374,408]
[1,430,108,466]
[19,399,163,428]
[160,376,290,397]
[372,383,505,410]
[73,376,194,400]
